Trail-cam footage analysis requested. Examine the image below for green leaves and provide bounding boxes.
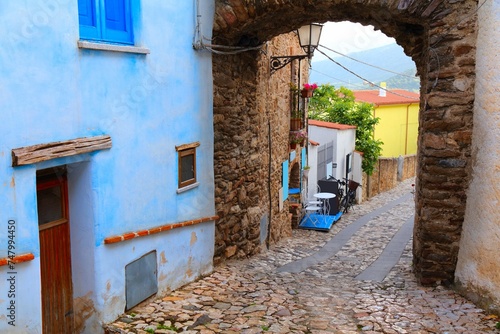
[309,84,383,175]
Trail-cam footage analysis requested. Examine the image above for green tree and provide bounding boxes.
[309,84,383,175]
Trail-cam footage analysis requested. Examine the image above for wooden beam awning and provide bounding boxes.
[11,135,112,167]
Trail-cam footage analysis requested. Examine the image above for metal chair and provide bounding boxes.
[302,185,322,207]
[303,203,321,226]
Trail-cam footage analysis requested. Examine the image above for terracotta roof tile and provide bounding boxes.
[308,119,357,130]
[353,89,420,106]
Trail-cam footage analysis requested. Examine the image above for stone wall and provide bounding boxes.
[258,33,307,246]
[212,33,306,263]
[400,155,417,181]
[412,2,477,286]
[212,50,265,263]
[364,155,417,199]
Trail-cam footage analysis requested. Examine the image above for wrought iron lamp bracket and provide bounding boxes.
[270,55,309,74]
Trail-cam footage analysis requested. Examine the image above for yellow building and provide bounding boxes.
[353,88,420,157]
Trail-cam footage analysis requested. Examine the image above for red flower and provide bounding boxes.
[303,83,318,90]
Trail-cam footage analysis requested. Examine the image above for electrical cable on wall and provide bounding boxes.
[430,0,489,48]
[199,42,264,55]
[193,29,265,54]
[193,0,265,54]
[424,0,488,99]
[193,0,203,48]
[194,33,265,54]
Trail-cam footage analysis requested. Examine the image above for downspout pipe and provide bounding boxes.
[405,103,411,155]
[266,119,272,249]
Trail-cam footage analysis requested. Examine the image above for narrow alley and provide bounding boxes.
[105,178,497,334]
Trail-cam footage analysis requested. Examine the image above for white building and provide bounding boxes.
[307,120,358,201]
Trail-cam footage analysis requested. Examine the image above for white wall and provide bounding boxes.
[307,143,319,201]
[336,129,357,181]
[308,125,336,199]
[308,123,356,200]
[353,151,363,203]
[455,0,500,310]
[308,123,356,181]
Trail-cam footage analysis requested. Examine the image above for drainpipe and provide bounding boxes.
[193,0,201,48]
[266,119,272,249]
[405,103,410,155]
[369,106,379,198]
[373,105,381,192]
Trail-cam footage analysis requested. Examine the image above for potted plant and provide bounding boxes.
[301,83,318,98]
[289,129,307,149]
[290,83,304,130]
[302,165,310,178]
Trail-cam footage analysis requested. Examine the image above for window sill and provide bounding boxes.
[78,40,150,54]
[177,182,199,194]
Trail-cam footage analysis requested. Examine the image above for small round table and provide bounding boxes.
[313,192,336,215]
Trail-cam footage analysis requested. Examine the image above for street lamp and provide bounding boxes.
[270,23,323,74]
[297,23,323,56]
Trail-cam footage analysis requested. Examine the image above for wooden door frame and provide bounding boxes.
[37,168,75,333]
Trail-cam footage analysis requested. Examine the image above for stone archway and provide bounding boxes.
[212,0,477,286]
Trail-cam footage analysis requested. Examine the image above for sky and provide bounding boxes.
[312,21,396,63]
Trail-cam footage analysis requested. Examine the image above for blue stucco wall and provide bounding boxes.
[0,1,215,332]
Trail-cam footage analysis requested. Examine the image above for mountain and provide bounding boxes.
[310,43,419,92]
[385,68,420,92]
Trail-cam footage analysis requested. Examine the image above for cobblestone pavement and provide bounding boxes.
[105,178,499,334]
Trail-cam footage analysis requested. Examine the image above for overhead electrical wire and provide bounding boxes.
[317,44,417,79]
[192,0,487,96]
[309,68,368,89]
[315,48,419,100]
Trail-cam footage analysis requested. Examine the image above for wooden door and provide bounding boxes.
[37,168,74,333]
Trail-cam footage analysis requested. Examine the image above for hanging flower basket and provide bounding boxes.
[301,89,313,98]
[301,83,318,98]
[289,129,307,148]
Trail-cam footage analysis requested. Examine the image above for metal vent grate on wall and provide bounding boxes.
[125,250,158,310]
[260,214,268,245]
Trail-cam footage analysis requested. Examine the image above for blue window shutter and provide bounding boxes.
[78,0,95,26]
[102,0,133,44]
[78,0,99,40]
[282,161,289,202]
[105,0,126,30]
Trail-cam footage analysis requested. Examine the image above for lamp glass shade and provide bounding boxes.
[297,23,323,57]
